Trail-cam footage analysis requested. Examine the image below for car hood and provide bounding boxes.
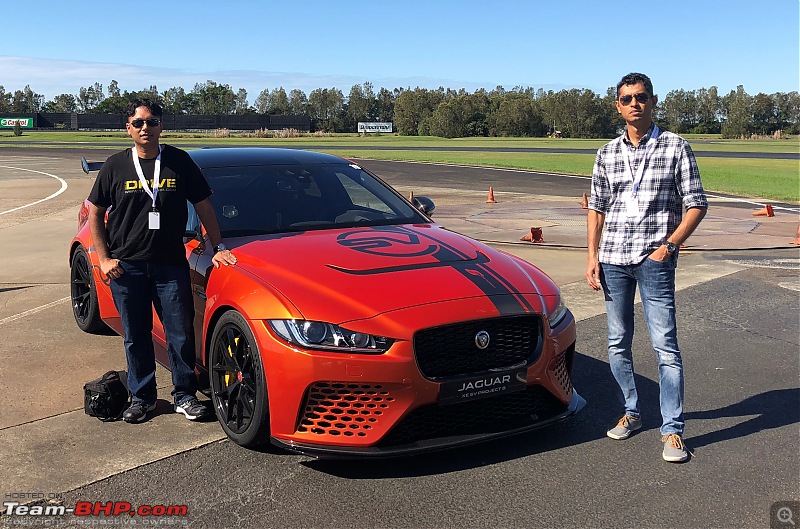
[230,224,558,324]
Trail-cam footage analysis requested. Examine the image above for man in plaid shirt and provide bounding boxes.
[586,72,708,463]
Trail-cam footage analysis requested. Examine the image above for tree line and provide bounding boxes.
[1,80,798,139]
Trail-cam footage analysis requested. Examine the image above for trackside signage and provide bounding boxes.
[358,122,392,133]
[1,118,33,128]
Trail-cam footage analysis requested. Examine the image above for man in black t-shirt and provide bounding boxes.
[88,99,237,423]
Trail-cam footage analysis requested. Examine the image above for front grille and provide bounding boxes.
[379,385,567,447]
[413,315,543,379]
[296,382,395,438]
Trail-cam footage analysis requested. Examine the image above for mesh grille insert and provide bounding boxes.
[297,382,396,438]
[551,353,572,395]
[414,314,543,379]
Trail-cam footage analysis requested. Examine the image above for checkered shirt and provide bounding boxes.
[589,125,708,265]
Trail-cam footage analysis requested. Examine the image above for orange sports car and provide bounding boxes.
[70,148,584,456]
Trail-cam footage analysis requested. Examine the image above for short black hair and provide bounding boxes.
[126,99,163,119]
[616,73,654,98]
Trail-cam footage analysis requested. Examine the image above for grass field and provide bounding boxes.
[2,131,798,203]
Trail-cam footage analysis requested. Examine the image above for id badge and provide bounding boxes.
[625,192,639,218]
[148,210,160,230]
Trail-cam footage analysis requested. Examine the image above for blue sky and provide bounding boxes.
[1,0,798,102]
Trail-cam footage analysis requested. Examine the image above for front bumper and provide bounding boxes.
[254,303,581,457]
[271,389,586,458]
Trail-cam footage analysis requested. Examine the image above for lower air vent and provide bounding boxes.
[297,382,396,438]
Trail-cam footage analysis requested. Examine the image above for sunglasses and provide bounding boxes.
[129,118,161,128]
[618,93,650,106]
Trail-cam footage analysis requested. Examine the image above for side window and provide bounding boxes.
[335,172,394,214]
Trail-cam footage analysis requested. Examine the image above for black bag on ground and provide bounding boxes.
[84,370,130,422]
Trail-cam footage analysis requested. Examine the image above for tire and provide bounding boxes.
[70,246,108,334]
[209,311,270,447]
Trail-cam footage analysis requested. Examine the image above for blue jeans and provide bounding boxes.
[109,260,198,406]
[600,254,684,436]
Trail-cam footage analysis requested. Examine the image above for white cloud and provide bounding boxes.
[1,56,579,104]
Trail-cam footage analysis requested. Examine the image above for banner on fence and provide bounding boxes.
[0,118,33,128]
[358,122,392,133]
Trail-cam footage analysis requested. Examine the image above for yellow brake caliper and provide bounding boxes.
[223,336,239,388]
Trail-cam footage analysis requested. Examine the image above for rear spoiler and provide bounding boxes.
[81,157,104,174]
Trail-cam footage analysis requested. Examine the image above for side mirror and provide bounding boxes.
[412,195,435,217]
[80,157,104,173]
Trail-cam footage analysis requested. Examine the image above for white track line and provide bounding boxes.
[355,158,593,181]
[0,165,69,215]
[359,159,800,210]
[0,296,70,325]
[705,193,800,213]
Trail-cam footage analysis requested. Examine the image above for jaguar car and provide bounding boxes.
[70,147,584,456]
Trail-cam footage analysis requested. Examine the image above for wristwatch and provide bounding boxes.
[665,241,678,254]
[213,243,227,253]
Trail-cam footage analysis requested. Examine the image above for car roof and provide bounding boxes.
[188,147,350,169]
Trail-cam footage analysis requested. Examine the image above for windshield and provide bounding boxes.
[202,162,427,237]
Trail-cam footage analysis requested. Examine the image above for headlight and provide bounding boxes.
[547,297,570,329]
[268,320,394,354]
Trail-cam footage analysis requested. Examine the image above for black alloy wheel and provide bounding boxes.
[209,311,270,447]
[69,246,107,334]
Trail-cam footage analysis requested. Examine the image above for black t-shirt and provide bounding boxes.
[88,145,212,264]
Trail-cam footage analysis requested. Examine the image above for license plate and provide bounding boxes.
[438,369,527,405]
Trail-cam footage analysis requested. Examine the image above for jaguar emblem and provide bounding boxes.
[475,330,490,350]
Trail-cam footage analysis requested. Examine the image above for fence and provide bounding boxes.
[0,113,311,132]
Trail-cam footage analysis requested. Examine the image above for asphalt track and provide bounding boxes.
[248,144,800,160]
[0,147,798,529]
[0,140,800,160]
[2,140,798,159]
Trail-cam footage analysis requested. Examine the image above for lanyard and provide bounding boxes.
[132,145,163,209]
[622,125,659,196]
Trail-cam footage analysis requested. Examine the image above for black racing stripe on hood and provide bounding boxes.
[327,251,490,275]
[331,225,533,315]
[422,238,533,314]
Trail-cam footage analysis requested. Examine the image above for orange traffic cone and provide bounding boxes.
[791,224,800,245]
[520,227,544,243]
[486,187,496,204]
[752,204,775,217]
[581,193,588,210]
